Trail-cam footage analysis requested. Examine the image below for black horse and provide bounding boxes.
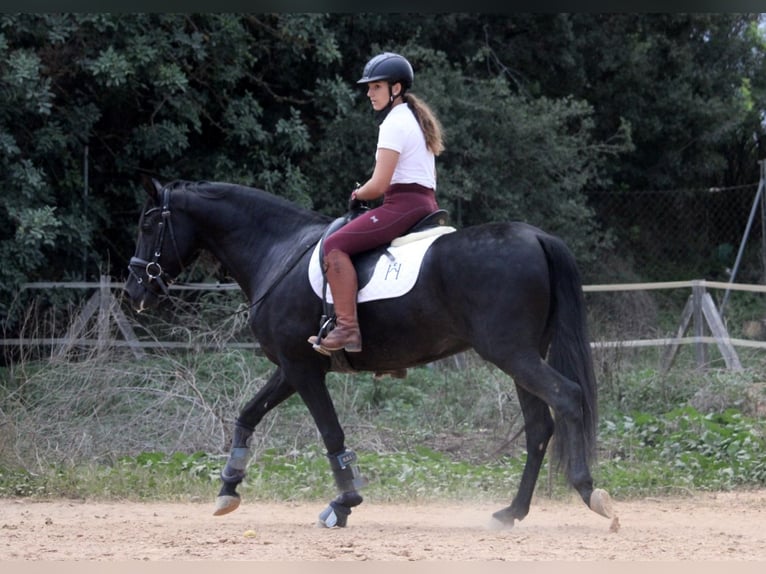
[124,177,615,529]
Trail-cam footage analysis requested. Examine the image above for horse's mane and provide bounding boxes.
[167,180,332,257]
[167,179,249,200]
[168,179,330,225]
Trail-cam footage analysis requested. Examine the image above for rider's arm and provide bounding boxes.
[353,147,399,201]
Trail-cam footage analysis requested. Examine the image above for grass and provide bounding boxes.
[2,284,766,504]
[597,407,766,496]
[3,406,764,502]
[1,347,765,504]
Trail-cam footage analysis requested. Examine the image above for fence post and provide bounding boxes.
[660,293,694,373]
[55,275,145,360]
[55,290,100,359]
[700,291,743,371]
[97,274,110,354]
[721,159,765,317]
[691,281,708,368]
[661,279,742,373]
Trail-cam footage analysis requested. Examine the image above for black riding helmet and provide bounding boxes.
[357,52,414,92]
[357,53,414,122]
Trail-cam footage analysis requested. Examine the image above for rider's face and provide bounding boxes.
[366,81,400,111]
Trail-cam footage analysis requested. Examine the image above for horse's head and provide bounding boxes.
[124,176,195,312]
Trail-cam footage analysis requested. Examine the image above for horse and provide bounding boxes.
[123,176,616,529]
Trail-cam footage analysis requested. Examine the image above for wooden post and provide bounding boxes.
[109,288,146,359]
[55,275,145,360]
[692,281,708,368]
[55,291,100,359]
[97,274,111,354]
[700,292,743,371]
[661,280,741,373]
[660,295,693,373]
[761,160,766,283]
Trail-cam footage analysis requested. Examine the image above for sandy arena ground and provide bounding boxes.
[1,490,765,561]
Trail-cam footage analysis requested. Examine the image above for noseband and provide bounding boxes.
[128,186,183,297]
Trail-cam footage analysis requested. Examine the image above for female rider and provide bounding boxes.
[309,52,445,354]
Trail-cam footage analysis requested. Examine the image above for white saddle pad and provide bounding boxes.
[308,227,456,303]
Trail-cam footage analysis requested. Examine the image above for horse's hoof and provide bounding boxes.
[317,502,351,528]
[213,494,241,516]
[589,488,614,519]
[490,507,516,529]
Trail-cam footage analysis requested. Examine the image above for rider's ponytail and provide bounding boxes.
[404,93,445,156]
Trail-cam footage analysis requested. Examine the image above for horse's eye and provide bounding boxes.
[140,209,160,232]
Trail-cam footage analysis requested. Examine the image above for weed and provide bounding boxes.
[2,298,766,502]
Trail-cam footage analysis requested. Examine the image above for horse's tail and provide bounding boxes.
[537,232,598,472]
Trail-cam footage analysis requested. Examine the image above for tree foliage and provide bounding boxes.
[1,13,764,328]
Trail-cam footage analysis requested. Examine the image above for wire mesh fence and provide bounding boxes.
[586,181,765,284]
[4,166,766,375]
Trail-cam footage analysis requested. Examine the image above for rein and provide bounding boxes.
[249,237,319,310]
[128,186,184,296]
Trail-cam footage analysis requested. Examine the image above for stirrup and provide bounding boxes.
[309,336,332,356]
[309,315,335,355]
[312,326,362,353]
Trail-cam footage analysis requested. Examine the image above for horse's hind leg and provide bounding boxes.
[492,385,553,527]
[486,353,599,523]
[214,367,295,516]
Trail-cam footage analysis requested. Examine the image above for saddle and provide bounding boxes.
[313,207,450,378]
[317,207,450,290]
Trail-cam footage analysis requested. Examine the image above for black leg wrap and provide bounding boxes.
[328,448,368,492]
[218,481,240,498]
[317,449,367,528]
[334,490,364,508]
[492,506,517,527]
[220,421,254,485]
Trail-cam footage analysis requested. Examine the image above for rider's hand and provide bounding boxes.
[348,189,363,212]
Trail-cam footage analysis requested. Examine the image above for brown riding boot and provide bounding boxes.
[310,249,362,353]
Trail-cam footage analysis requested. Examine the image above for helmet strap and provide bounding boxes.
[388,81,406,103]
[375,83,402,124]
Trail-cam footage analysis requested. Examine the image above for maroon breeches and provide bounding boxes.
[322,183,439,257]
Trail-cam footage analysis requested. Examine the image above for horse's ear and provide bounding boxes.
[140,174,163,202]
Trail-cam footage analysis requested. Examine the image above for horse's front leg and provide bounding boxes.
[314,448,366,528]
[291,367,366,528]
[214,367,295,516]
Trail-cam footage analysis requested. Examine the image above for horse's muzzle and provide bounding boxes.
[123,277,152,312]
[125,256,175,309]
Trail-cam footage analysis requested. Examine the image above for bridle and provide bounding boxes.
[128,186,184,297]
[127,181,324,313]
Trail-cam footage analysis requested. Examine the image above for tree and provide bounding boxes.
[2,13,764,331]
[305,45,631,264]
[0,14,345,325]
[459,13,766,190]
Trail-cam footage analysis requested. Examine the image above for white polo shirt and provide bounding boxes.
[376,103,436,190]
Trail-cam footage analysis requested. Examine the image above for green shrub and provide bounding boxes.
[598,406,766,496]
[2,336,766,501]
